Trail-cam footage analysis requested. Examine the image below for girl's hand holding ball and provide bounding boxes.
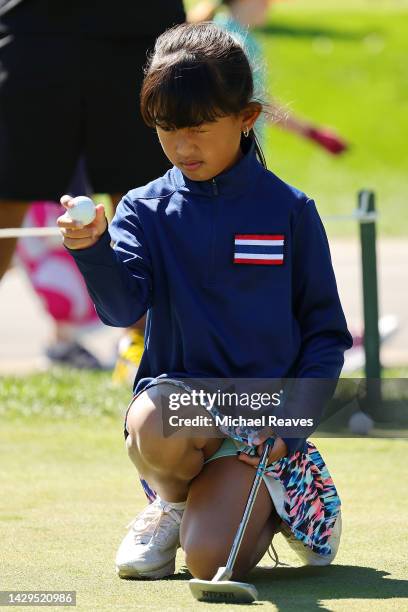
[58,194,108,250]
[66,196,96,225]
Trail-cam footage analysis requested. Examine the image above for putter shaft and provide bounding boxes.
[224,439,273,574]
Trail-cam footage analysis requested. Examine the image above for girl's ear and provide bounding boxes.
[241,102,262,132]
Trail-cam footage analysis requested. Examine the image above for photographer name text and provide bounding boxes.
[167,415,314,428]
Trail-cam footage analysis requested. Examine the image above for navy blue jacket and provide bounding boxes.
[71,144,352,453]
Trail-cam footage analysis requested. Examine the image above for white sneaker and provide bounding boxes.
[115,498,184,579]
[280,511,342,566]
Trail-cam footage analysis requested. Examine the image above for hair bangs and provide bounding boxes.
[141,58,237,130]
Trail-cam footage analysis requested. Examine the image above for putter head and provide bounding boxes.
[189,578,258,603]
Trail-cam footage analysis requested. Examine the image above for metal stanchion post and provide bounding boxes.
[358,190,382,416]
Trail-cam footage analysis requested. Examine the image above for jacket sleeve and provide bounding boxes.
[68,195,153,327]
[278,199,353,454]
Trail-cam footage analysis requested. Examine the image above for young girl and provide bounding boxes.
[59,23,352,581]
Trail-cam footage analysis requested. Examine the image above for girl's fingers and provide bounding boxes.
[250,426,276,447]
[58,205,106,230]
[237,437,288,468]
[58,203,107,250]
[237,452,261,467]
[60,227,97,240]
[60,194,75,209]
[94,204,108,233]
[57,213,84,230]
[268,438,288,462]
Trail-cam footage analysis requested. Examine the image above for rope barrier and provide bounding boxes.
[323,210,378,223]
[0,207,379,239]
[0,227,60,238]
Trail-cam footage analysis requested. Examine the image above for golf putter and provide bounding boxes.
[189,438,274,604]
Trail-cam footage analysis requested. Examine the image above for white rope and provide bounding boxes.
[0,209,379,239]
[0,227,61,238]
[323,210,378,223]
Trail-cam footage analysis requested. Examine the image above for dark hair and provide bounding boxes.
[140,22,266,167]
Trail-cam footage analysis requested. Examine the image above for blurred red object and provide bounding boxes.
[306,127,349,155]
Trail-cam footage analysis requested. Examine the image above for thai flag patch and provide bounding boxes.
[233,234,285,265]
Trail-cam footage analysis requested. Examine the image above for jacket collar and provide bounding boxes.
[170,139,263,198]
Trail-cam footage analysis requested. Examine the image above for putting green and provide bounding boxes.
[1,416,407,611]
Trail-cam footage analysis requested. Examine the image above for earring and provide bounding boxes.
[243,126,249,137]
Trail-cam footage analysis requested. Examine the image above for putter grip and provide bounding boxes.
[257,437,274,470]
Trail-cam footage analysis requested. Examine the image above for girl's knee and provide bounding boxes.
[184,540,229,580]
[125,391,168,465]
[125,384,177,437]
[125,387,201,475]
[126,397,161,441]
[183,536,250,581]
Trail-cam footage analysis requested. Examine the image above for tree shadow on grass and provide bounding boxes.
[122,564,408,610]
[256,23,369,42]
[249,564,408,610]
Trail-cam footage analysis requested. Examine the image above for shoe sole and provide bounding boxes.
[116,558,175,580]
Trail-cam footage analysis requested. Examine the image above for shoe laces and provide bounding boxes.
[267,542,291,568]
[127,499,183,547]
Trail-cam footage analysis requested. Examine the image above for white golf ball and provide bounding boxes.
[67,196,96,225]
[348,411,374,435]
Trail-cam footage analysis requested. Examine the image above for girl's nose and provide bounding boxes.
[175,132,197,157]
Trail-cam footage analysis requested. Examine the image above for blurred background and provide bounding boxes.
[0,0,407,374]
[1,3,407,605]
[186,0,407,235]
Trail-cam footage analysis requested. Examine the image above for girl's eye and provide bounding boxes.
[157,125,176,132]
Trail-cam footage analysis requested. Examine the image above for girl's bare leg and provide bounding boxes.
[181,456,281,580]
[124,383,280,580]
[125,383,223,503]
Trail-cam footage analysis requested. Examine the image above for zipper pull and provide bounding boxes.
[212,178,218,196]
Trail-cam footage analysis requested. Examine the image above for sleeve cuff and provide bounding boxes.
[65,228,114,265]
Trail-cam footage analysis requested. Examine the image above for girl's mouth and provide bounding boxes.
[180,161,203,172]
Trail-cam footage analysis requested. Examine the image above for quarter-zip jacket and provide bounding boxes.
[70,145,353,453]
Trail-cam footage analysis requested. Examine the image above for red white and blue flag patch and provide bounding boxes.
[233,234,285,265]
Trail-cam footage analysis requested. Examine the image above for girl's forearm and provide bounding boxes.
[69,229,151,328]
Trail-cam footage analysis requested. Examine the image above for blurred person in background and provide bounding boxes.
[16,159,104,369]
[188,0,348,153]
[0,0,185,379]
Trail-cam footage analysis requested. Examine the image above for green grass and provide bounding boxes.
[0,368,130,420]
[1,369,408,610]
[186,0,408,236]
[1,366,407,419]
